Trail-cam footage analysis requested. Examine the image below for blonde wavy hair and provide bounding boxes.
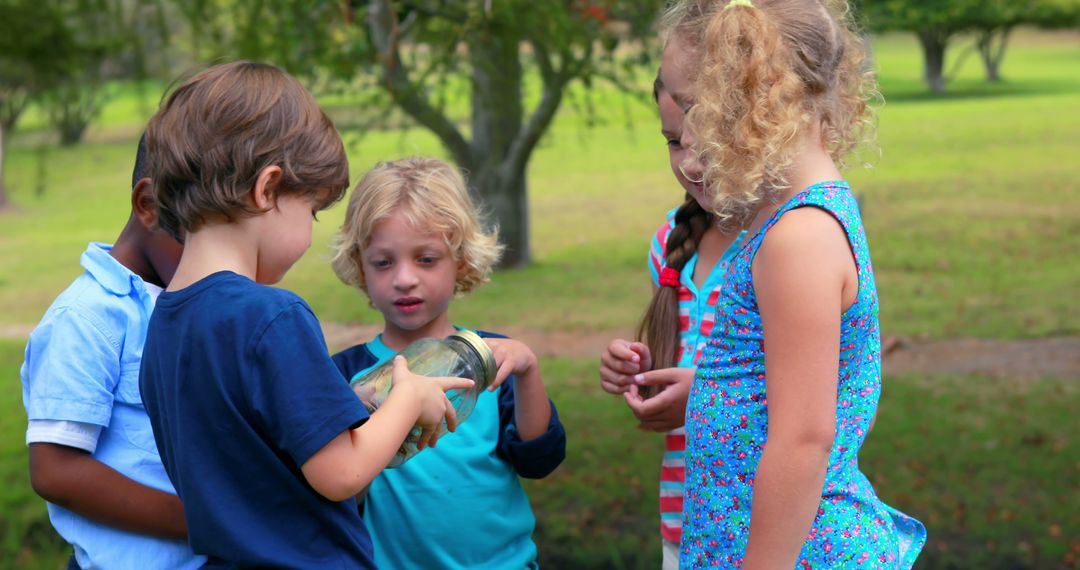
[662,0,876,226]
[331,157,503,296]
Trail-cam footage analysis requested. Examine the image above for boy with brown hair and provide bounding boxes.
[138,61,470,568]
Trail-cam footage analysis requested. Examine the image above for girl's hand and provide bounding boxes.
[483,338,539,391]
[623,367,694,431]
[389,356,473,449]
[599,339,653,394]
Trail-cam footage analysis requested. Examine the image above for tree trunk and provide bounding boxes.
[59,119,89,147]
[474,168,528,268]
[976,28,1012,82]
[0,120,8,209]
[469,31,530,267]
[917,29,949,94]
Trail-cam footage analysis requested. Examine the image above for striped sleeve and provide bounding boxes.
[648,215,676,287]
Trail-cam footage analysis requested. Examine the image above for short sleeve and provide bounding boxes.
[649,218,674,287]
[21,308,121,426]
[248,304,369,467]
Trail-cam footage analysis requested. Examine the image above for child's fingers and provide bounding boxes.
[416,426,434,450]
[600,351,641,375]
[443,396,459,433]
[390,355,412,379]
[487,360,514,392]
[599,367,633,394]
[623,390,649,414]
[633,367,690,387]
[432,375,475,392]
[629,342,653,371]
[606,339,640,363]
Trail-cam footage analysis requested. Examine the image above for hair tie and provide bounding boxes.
[659,267,681,288]
[725,0,753,9]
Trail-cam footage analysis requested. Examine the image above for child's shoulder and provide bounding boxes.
[180,272,310,316]
[36,272,139,341]
[653,206,681,246]
[330,343,380,380]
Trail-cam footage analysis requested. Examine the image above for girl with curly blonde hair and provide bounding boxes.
[627,1,927,567]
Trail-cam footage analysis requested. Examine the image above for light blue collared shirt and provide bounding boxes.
[21,242,204,570]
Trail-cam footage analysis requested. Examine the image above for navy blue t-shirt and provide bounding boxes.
[140,272,373,568]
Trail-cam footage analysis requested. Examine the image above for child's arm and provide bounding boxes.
[486,338,566,479]
[486,338,550,441]
[741,208,853,569]
[301,357,473,502]
[29,443,187,539]
[22,308,188,539]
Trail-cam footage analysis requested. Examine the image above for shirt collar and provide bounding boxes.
[369,335,397,362]
[80,242,137,297]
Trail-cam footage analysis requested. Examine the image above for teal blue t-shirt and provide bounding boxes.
[332,331,565,569]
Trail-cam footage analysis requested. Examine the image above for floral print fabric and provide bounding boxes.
[681,181,926,568]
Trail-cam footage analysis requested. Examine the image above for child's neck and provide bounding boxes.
[380,317,457,351]
[111,218,166,288]
[168,223,259,291]
[747,127,843,236]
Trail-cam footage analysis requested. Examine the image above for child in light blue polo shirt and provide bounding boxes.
[20,136,203,569]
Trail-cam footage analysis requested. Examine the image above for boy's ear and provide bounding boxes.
[131,177,158,229]
[252,166,283,210]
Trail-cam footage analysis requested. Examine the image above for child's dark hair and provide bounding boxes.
[146,61,349,241]
[636,71,713,372]
[132,133,149,189]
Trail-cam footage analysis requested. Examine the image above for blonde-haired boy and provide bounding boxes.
[331,156,566,569]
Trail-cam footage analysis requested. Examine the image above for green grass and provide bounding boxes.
[4,344,1075,569]
[3,31,1078,338]
[1,30,1078,569]
[525,359,1080,570]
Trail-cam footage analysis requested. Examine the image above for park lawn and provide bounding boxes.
[1,340,1076,569]
[2,31,1078,339]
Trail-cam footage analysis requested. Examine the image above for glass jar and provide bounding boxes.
[349,329,496,467]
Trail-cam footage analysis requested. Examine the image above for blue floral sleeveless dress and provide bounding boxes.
[681,181,926,568]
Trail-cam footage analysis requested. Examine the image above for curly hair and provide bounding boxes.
[331,157,503,296]
[662,0,876,226]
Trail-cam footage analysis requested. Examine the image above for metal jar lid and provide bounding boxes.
[446,329,497,389]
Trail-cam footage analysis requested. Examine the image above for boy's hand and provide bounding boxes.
[389,356,473,449]
[599,339,652,394]
[483,338,539,391]
[623,367,693,431]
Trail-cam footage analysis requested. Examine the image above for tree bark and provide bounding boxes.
[469,30,529,266]
[0,120,8,209]
[976,28,1012,82]
[917,29,949,94]
[366,0,575,268]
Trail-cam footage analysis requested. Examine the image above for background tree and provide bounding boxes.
[0,0,76,208]
[43,0,148,146]
[165,0,664,267]
[858,0,982,93]
[968,0,1080,82]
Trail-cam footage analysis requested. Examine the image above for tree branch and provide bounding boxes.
[503,39,568,178]
[367,0,473,167]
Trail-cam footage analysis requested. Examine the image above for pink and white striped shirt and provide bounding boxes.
[647,208,745,544]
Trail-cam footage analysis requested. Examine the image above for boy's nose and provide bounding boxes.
[393,266,419,289]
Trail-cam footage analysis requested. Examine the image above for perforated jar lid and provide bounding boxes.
[446,329,497,389]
